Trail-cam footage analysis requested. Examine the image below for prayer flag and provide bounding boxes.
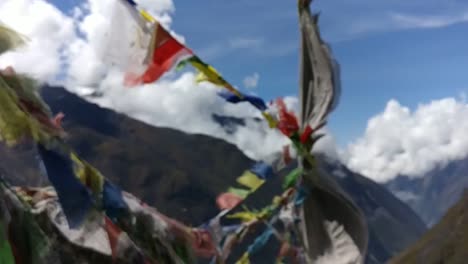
[37,143,93,228]
[236,171,264,191]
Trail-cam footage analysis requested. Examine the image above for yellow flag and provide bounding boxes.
[189,58,243,98]
[0,76,50,146]
[0,79,30,146]
[237,171,264,191]
[71,153,105,194]
[227,211,258,222]
[262,112,278,128]
[227,187,250,199]
[195,71,212,84]
[0,23,26,54]
[236,253,250,264]
[139,10,155,23]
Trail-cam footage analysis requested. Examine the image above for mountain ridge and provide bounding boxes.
[386,156,468,226]
[390,189,468,264]
[0,85,427,262]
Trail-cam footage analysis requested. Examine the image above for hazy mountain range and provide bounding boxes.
[386,158,468,227]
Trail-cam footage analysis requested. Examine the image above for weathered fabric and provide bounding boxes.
[0,23,25,54]
[2,185,194,264]
[296,1,368,263]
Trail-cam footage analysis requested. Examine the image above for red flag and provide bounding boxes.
[278,242,299,263]
[283,145,292,165]
[300,125,314,144]
[276,99,299,137]
[104,217,121,261]
[191,229,217,258]
[125,24,193,86]
[216,193,243,210]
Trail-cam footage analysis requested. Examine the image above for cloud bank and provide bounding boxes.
[344,97,468,183]
[0,0,308,161]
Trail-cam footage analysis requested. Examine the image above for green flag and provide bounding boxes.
[0,220,15,264]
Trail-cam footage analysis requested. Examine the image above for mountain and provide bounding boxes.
[386,157,468,226]
[316,157,426,263]
[389,189,468,264]
[0,86,426,262]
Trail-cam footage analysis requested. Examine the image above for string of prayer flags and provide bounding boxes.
[72,147,128,220]
[37,143,93,228]
[216,162,276,210]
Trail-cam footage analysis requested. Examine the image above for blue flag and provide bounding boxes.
[247,227,274,255]
[250,162,274,180]
[102,180,127,220]
[37,144,93,228]
[218,91,267,111]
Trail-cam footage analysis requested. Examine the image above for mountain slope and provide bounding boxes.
[390,189,468,264]
[318,157,427,263]
[0,86,426,262]
[386,157,468,226]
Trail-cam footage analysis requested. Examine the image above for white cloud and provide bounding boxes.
[0,0,76,80]
[243,72,259,89]
[390,12,468,29]
[229,37,264,49]
[344,97,468,183]
[346,11,468,39]
[88,70,290,160]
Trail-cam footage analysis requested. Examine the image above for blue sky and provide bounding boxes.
[49,0,468,147]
